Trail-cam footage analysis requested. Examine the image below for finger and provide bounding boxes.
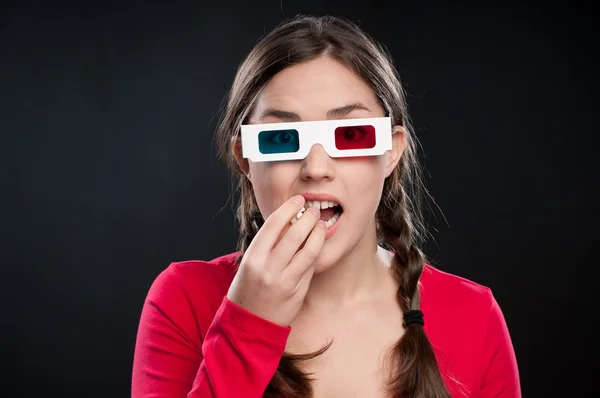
[270,207,321,267]
[281,219,326,282]
[273,203,313,248]
[251,195,306,254]
[293,257,317,298]
[273,215,293,247]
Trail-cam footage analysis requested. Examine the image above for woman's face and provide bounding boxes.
[240,56,405,271]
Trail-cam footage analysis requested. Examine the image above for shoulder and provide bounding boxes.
[146,252,241,313]
[419,263,498,351]
[420,263,494,314]
[420,265,520,395]
[419,264,505,393]
[142,252,242,340]
[163,251,241,285]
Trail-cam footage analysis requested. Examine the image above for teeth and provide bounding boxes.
[289,201,342,227]
[291,199,342,226]
[305,200,340,209]
[325,211,341,228]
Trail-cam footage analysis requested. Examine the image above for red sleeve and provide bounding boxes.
[479,291,522,397]
[132,263,291,398]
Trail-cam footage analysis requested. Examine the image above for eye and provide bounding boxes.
[341,127,367,142]
[334,124,376,150]
[258,129,300,154]
[271,130,296,144]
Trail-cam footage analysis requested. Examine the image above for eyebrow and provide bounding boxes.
[257,102,371,122]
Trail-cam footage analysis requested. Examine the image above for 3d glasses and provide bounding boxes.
[240,117,393,162]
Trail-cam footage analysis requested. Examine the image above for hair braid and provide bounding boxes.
[377,174,450,398]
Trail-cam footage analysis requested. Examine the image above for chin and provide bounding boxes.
[312,260,334,275]
[311,244,342,274]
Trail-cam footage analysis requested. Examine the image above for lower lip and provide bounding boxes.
[325,212,342,240]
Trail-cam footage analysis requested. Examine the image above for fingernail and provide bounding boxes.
[317,220,327,229]
[292,195,304,204]
[307,207,320,217]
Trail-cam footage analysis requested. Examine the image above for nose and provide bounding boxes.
[299,144,335,181]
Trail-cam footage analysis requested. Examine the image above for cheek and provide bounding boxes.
[249,163,297,215]
[341,158,386,208]
[342,157,387,187]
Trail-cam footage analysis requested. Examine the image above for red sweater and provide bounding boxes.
[132,252,521,397]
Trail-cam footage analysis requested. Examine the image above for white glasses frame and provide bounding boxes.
[240,117,393,162]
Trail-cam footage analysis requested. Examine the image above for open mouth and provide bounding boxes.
[305,200,343,228]
[290,199,344,228]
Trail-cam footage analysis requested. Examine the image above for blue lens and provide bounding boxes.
[258,129,300,154]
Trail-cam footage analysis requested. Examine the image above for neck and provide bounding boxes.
[302,218,395,313]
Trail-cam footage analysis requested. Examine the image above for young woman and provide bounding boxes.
[132,15,521,398]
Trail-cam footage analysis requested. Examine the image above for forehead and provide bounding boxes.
[251,57,383,121]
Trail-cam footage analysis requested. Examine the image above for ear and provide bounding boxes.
[384,125,407,178]
[231,135,250,175]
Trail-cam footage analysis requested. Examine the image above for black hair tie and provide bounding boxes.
[403,310,424,327]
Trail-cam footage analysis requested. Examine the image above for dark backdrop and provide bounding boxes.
[2,1,596,397]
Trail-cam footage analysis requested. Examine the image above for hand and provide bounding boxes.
[226,195,326,326]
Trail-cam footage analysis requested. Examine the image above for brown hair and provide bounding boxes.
[215,14,450,398]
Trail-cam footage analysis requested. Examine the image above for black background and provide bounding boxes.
[3,1,596,397]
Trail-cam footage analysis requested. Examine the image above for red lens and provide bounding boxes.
[334,125,376,150]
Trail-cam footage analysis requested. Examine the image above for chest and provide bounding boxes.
[285,305,404,398]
